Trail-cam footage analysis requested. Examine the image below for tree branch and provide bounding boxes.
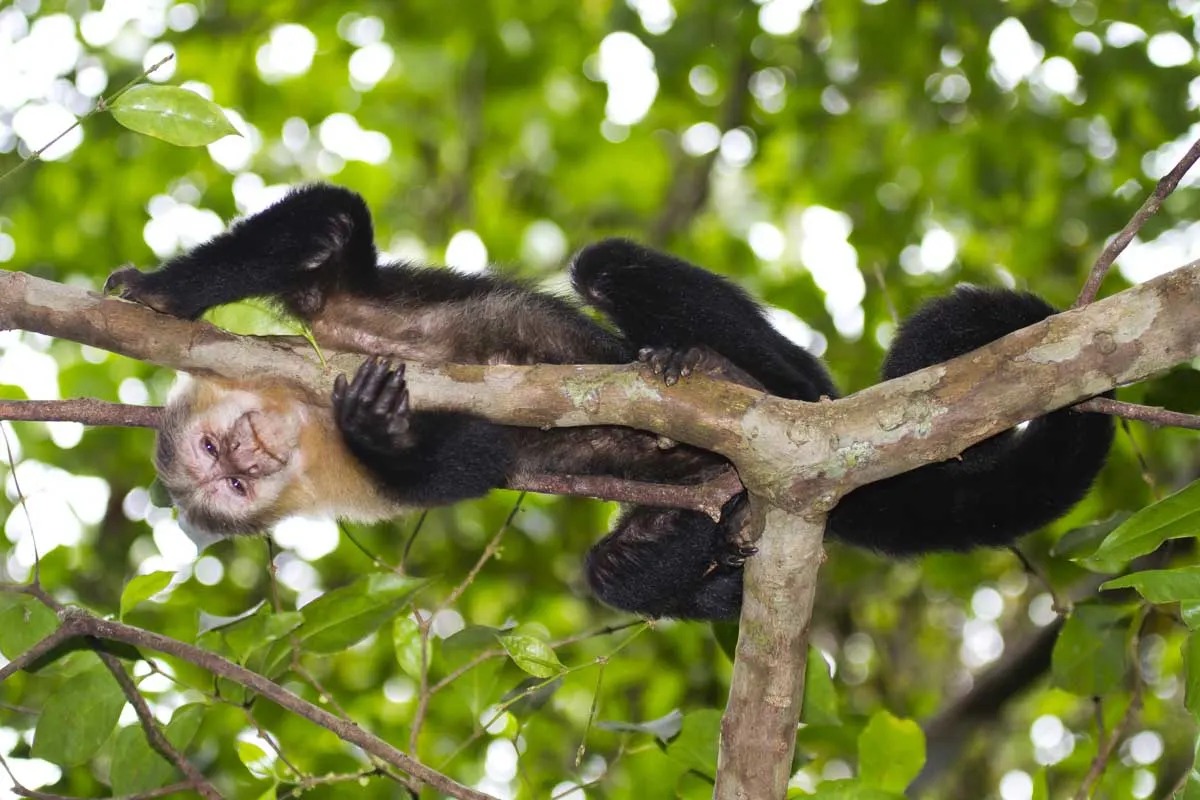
[0,399,163,428]
[715,505,825,799]
[1075,134,1200,307]
[0,601,495,800]
[3,263,1198,514]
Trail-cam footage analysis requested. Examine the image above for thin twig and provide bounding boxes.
[872,263,900,325]
[1072,608,1150,799]
[410,495,526,755]
[0,54,175,185]
[1007,545,1067,615]
[0,399,163,428]
[1074,134,1200,306]
[1075,397,1200,431]
[103,654,222,799]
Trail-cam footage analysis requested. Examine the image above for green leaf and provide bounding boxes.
[148,478,173,508]
[1053,512,1132,560]
[236,740,274,779]
[1102,566,1200,604]
[803,646,841,725]
[858,710,925,792]
[664,708,722,779]
[109,85,239,146]
[393,616,426,680]
[1183,601,1200,630]
[1186,634,1200,720]
[1089,480,1200,563]
[31,665,126,766]
[1051,605,1131,696]
[0,593,59,660]
[712,621,738,662]
[808,781,906,800]
[119,571,174,619]
[596,709,683,742]
[200,605,302,664]
[295,573,425,654]
[497,632,564,678]
[110,703,206,795]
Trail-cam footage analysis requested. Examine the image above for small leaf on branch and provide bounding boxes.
[110,85,239,146]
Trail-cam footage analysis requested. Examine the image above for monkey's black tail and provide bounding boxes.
[827,286,1114,554]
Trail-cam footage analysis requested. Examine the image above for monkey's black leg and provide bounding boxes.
[570,238,838,401]
[584,497,753,620]
[105,184,377,320]
[333,358,513,505]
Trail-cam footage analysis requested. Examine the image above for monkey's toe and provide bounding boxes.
[638,346,705,386]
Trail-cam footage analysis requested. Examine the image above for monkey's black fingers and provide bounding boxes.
[103,265,141,296]
[346,357,375,400]
[332,373,348,405]
[394,385,411,418]
[638,346,704,386]
[360,357,391,402]
[372,366,406,415]
[719,544,758,568]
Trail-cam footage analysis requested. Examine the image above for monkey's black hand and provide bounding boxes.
[104,265,194,317]
[332,358,416,451]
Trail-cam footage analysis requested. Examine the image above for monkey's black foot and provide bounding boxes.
[104,265,192,317]
[638,345,761,388]
[638,346,705,386]
[716,494,756,567]
[332,357,415,450]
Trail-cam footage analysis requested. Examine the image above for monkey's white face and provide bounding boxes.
[157,382,307,535]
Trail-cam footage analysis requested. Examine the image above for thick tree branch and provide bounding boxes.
[2,262,1196,512]
[716,505,824,799]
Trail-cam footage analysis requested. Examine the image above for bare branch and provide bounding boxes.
[1075,134,1200,307]
[0,399,162,428]
[3,264,1198,516]
[1075,397,1200,430]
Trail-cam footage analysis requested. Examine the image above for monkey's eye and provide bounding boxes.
[202,437,218,458]
[228,477,247,496]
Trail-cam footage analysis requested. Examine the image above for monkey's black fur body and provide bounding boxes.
[108,184,1114,620]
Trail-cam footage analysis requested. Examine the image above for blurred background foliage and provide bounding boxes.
[2,0,1200,797]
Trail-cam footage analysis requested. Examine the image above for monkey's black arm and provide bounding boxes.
[105,184,377,319]
[333,359,512,505]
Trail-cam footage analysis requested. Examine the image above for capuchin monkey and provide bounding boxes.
[105,183,1114,620]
